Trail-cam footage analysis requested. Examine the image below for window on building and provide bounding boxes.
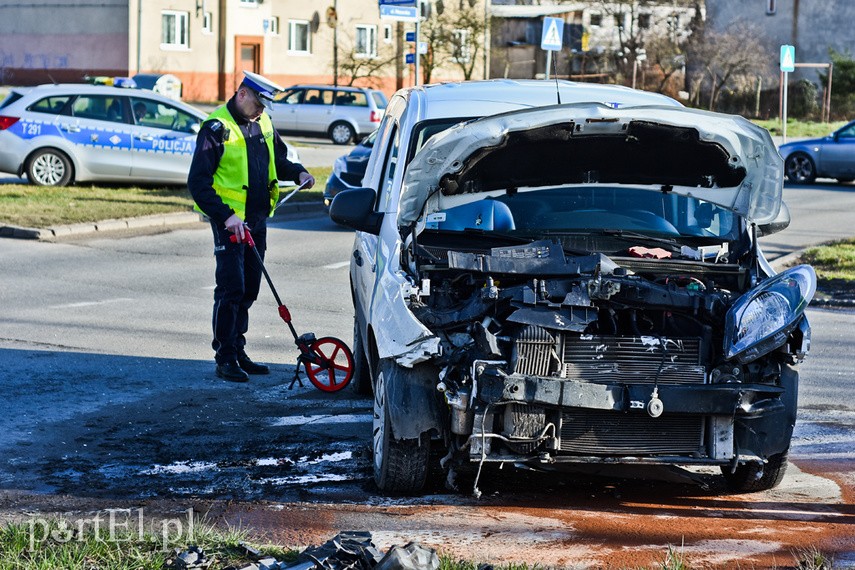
[289,20,311,53]
[264,17,279,35]
[614,13,625,30]
[161,10,189,49]
[383,24,393,44]
[589,12,602,27]
[638,13,651,29]
[355,25,378,58]
[766,0,777,15]
[239,0,258,6]
[667,14,680,40]
[202,11,212,34]
[452,29,470,63]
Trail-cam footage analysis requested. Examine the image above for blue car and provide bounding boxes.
[323,130,376,213]
[779,119,855,184]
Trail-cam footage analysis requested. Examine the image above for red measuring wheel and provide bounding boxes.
[303,336,355,392]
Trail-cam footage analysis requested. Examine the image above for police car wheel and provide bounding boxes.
[329,122,355,145]
[27,148,73,187]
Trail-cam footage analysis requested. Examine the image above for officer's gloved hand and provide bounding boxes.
[298,171,315,189]
[224,214,247,243]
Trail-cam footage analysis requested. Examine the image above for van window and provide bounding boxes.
[304,89,333,105]
[371,92,388,109]
[277,89,304,105]
[335,91,367,107]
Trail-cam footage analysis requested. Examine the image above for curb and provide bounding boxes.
[0,202,327,241]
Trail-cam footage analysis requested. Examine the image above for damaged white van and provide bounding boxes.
[330,79,815,495]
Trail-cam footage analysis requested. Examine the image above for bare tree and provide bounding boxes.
[335,32,397,88]
[689,23,771,111]
[442,4,488,80]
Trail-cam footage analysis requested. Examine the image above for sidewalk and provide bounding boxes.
[0,201,326,241]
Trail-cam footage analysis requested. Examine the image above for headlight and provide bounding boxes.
[724,265,816,363]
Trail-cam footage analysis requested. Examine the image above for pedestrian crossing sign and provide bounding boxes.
[780,44,795,72]
[541,17,564,51]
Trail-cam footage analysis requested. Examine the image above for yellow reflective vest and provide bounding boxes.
[194,105,279,220]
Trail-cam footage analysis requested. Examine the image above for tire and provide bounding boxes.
[350,319,373,396]
[721,452,789,492]
[27,148,73,186]
[784,153,816,184]
[329,121,355,145]
[373,358,429,494]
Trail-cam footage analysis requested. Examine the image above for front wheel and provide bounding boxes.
[373,359,429,494]
[721,453,789,492]
[329,122,355,145]
[27,148,73,186]
[784,153,816,184]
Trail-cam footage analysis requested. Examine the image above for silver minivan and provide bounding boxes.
[267,84,387,145]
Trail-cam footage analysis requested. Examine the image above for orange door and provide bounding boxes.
[234,36,263,92]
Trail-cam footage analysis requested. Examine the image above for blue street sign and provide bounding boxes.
[405,53,415,64]
[380,4,418,21]
[541,17,564,51]
[780,44,795,72]
[379,0,416,5]
[405,31,415,42]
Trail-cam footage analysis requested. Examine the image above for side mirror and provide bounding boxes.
[757,201,791,236]
[330,187,384,235]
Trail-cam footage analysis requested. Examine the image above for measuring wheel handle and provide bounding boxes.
[303,336,354,393]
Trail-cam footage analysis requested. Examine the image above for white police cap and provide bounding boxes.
[241,71,284,109]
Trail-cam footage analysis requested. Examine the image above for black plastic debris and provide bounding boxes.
[164,545,210,569]
[289,530,384,570]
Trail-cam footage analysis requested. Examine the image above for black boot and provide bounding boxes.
[237,354,270,375]
[216,362,249,382]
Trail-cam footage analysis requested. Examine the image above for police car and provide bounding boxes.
[0,83,299,187]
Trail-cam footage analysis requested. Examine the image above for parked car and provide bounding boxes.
[267,84,387,145]
[323,130,376,212]
[779,119,855,184]
[330,79,815,496]
[0,83,299,187]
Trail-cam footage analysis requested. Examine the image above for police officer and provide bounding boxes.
[188,71,315,382]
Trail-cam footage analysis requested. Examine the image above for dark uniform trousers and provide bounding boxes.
[210,218,268,365]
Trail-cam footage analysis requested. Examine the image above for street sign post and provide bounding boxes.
[540,16,564,80]
[780,44,795,143]
[380,0,421,85]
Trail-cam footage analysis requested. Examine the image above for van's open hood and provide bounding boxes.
[399,104,783,226]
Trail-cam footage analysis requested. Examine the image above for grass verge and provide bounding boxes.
[0,166,331,229]
[800,239,855,282]
[752,118,848,138]
[0,517,298,570]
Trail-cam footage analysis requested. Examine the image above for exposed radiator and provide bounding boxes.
[514,326,556,376]
[563,335,705,384]
[560,410,704,455]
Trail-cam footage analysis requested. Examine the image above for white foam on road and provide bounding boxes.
[271,413,372,426]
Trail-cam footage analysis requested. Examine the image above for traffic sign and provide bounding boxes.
[405,53,415,64]
[379,0,415,4]
[380,4,418,21]
[541,17,564,51]
[780,44,795,72]
[405,31,415,42]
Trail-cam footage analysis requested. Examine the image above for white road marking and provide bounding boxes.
[49,297,134,309]
[322,261,350,270]
[271,413,372,426]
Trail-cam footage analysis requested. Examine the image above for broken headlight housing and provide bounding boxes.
[724,265,816,363]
